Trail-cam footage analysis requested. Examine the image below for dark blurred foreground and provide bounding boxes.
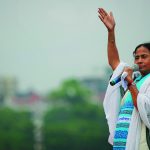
[0,76,112,150]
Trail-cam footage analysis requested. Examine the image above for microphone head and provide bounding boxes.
[132,64,139,71]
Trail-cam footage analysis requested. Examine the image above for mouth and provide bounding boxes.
[138,64,145,69]
[138,65,145,69]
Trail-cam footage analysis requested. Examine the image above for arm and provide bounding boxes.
[98,8,120,70]
[123,67,139,110]
[128,83,139,110]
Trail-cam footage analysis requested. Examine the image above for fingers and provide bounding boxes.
[100,8,108,16]
[110,12,113,17]
[98,15,103,21]
[110,12,114,19]
[98,8,108,20]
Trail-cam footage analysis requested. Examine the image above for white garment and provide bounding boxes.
[103,62,150,150]
[139,122,149,150]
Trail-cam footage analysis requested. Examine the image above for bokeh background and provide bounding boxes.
[0,0,150,150]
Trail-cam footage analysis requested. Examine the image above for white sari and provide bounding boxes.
[103,62,150,150]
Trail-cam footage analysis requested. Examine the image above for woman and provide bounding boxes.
[98,8,150,150]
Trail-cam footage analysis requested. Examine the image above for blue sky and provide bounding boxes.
[0,0,150,93]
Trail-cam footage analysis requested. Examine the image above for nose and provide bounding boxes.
[136,57,143,64]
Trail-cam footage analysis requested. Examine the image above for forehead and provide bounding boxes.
[135,46,150,55]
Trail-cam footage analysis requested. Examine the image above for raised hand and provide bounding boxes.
[98,8,115,31]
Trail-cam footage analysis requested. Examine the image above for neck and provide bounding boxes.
[141,71,150,77]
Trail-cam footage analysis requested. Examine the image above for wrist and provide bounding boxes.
[108,29,115,33]
[128,80,136,87]
[108,30,115,43]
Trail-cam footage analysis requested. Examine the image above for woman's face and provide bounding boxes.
[134,46,150,76]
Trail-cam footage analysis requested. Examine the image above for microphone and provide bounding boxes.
[110,64,139,86]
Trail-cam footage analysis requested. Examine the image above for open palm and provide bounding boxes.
[98,8,115,31]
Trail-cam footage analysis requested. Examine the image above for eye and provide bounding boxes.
[141,54,148,59]
[134,56,139,60]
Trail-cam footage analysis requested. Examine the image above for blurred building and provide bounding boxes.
[13,91,41,105]
[80,67,112,104]
[0,76,47,150]
[80,77,108,104]
[0,76,17,106]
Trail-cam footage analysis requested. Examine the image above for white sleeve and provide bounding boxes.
[103,61,128,144]
[137,80,150,129]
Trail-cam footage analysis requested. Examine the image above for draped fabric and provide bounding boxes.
[103,62,150,150]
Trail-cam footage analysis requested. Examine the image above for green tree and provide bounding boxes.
[0,107,34,150]
[43,78,112,150]
[43,104,111,150]
[48,79,92,105]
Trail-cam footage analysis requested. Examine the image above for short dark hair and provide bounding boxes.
[133,42,150,56]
